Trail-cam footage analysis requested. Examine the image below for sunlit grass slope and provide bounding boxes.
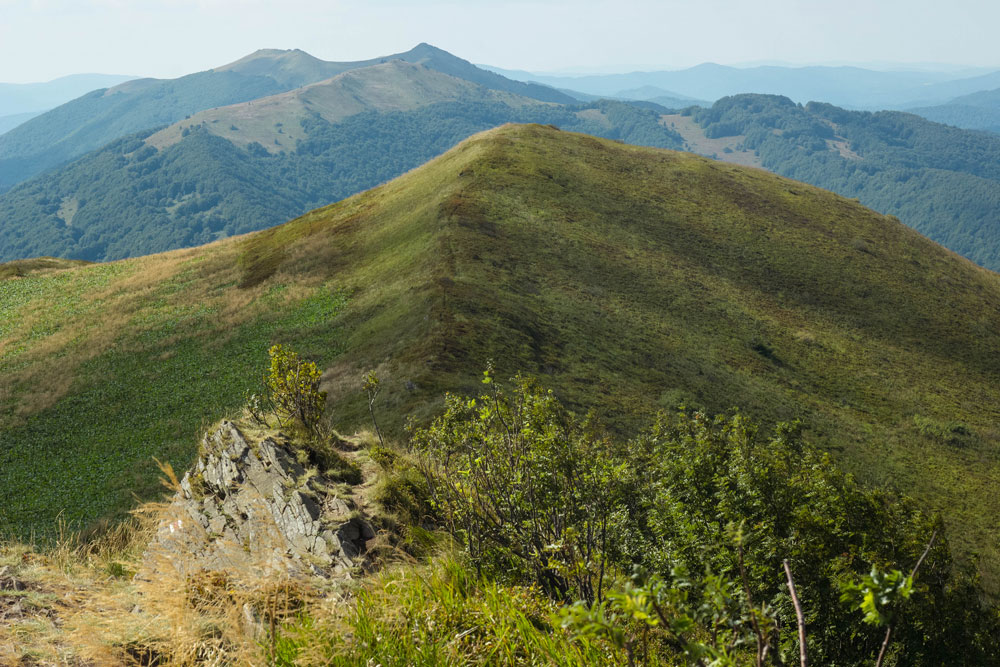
[3,124,1000,589]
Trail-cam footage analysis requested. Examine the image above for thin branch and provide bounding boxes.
[909,530,938,580]
[783,559,808,667]
[875,627,893,667]
[738,542,766,667]
[875,530,938,667]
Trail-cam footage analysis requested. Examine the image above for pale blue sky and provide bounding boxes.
[1,0,997,82]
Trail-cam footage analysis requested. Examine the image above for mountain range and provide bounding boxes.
[4,57,1000,277]
[909,87,1000,133]
[0,52,681,262]
[0,73,137,117]
[0,74,138,138]
[0,44,572,193]
[485,62,1000,110]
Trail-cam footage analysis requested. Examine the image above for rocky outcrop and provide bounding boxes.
[142,421,375,581]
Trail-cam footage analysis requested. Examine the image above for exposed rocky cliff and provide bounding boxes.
[142,421,375,581]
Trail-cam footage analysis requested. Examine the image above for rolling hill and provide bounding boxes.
[0,73,137,117]
[2,124,1000,592]
[910,87,1000,133]
[664,94,1000,271]
[0,63,681,262]
[0,44,570,192]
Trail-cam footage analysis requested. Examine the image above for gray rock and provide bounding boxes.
[141,421,374,583]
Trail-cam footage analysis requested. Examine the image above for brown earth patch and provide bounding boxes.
[661,114,763,168]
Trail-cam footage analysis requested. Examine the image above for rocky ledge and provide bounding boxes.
[142,421,375,581]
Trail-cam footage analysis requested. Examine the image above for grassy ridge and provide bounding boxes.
[2,124,1000,590]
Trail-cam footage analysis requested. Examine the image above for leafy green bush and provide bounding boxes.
[265,343,326,433]
[561,559,781,667]
[620,409,998,665]
[412,372,1000,665]
[368,442,398,470]
[412,368,623,605]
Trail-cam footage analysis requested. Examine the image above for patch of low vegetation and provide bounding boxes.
[0,256,91,280]
[273,555,617,666]
[0,248,350,533]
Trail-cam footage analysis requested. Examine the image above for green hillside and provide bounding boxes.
[0,44,570,192]
[0,65,681,261]
[3,125,1000,593]
[0,111,44,136]
[146,60,541,151]
[0,71,288,192]
[667,94,1000,270]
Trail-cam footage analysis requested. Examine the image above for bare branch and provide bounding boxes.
[875,530,938,667]
[783,559,808,667]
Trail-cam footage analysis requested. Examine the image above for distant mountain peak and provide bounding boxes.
[408,42,449,55]
[217,47,326,71]
[0,43,574,190]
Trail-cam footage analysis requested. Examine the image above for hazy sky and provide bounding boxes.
[1,0,998,82]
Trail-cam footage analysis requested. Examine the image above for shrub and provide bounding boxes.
[410,373,1000,665]
[412,368,624,605]
[265,344,326,433]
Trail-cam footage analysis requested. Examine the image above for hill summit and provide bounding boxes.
[0,44,571,191]
[2,124,1000,590]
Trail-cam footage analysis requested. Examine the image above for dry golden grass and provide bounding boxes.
[0,464,340,666]
[0,416,411,665]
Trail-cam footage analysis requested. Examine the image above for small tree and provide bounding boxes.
[265,344,326,433]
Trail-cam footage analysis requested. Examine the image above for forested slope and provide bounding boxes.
[682,94,1000,269]
[0,97,680,261]
[0,44,570,192]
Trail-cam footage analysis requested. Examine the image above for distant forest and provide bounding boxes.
[0,100,682,262]
[6,93,1000,271]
